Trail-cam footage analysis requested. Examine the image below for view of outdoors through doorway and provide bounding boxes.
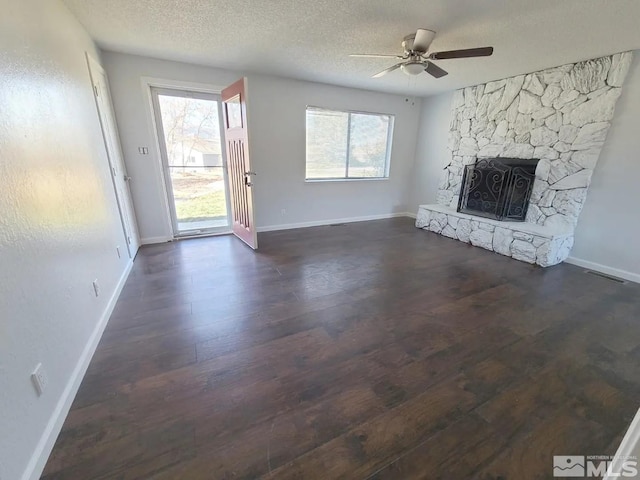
[154,88,229,235]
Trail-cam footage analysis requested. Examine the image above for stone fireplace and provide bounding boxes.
[416,51,633,266]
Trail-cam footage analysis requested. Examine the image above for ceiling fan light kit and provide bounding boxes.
[350,28,494,79]
[400,62,425,76]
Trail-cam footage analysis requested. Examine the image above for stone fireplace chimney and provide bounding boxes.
[416,51,633,266]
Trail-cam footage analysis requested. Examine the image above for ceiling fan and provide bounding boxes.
[350,29,493,79]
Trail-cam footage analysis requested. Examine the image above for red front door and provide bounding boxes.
[221,78,257,249]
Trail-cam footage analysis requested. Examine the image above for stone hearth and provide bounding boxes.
[417,51,633,266]
[417,204,573,267]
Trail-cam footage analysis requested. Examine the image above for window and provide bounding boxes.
[305,107,393,180]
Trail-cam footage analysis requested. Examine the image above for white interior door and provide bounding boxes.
[86,54,140,257]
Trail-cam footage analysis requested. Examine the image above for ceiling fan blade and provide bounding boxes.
[372,63,403,78]
[429,46,494,60]
[424,61,448,78]
[350,54,403,59]
[412,28,436,52]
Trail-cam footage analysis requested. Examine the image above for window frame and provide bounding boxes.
[304,106,395,182]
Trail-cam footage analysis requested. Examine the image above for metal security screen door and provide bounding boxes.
[151,87,231,237]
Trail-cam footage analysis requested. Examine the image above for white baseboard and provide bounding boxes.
[140,235,172,245]
[142,214,419,240]
[257,212,415,233]
[605,407,640,479]
[565,256,640,284]
[22,260,134,480]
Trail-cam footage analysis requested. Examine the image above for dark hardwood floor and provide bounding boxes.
[42,218,640,479]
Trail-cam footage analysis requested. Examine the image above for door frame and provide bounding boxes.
[142,78,233,238]
[86,53,140,257]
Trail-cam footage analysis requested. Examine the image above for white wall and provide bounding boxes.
[408,92,454,210]
[409,55,640,281]
[246,75,421,229]
[0,1,132,479]
[101,52,422,242]
[570,55,640,281]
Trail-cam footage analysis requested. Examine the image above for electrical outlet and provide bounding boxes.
[116,246,121,259]
[31,363,47,396]
[92,279,100,297]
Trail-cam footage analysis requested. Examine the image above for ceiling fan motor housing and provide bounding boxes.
[402,34,416,53]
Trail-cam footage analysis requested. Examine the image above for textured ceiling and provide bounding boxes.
[62,0,640,96]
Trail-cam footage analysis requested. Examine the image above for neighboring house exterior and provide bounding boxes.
[168,139,222,172]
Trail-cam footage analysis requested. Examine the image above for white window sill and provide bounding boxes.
[305,177,390,183]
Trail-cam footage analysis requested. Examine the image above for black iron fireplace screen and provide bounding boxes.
[457,157,539,222]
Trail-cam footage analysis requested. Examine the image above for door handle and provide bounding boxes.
[244,171,255,187]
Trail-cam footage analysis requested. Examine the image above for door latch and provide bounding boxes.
[244,171,256,187]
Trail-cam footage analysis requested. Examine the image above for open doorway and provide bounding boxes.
[151,87,231,237]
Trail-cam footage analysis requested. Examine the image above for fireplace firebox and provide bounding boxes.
[457,157,539,222]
